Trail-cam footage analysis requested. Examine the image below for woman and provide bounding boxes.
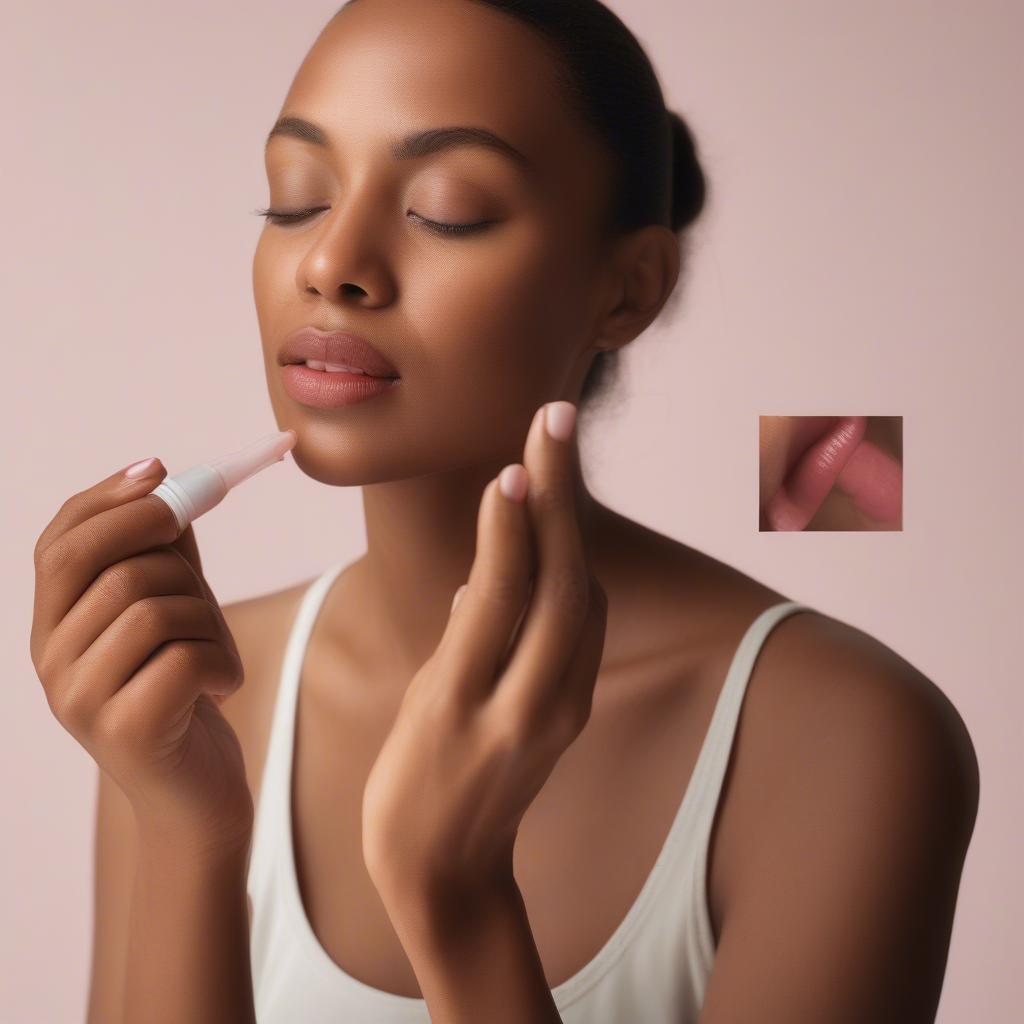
[32,1,978,1021]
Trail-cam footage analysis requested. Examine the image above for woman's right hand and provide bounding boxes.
[29,457,253,860]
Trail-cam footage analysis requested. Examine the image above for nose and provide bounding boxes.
[296,195,395,305]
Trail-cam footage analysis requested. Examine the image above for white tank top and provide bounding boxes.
[247,559,809,1022]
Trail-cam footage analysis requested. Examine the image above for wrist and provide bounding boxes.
[135,815,253,873]
[377,867,523,944]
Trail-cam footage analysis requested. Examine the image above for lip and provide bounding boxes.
[281,363,399,408]
[764,416,868,531]
[277,326,400,379]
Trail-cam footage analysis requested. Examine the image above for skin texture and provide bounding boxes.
[68,1,978,1021]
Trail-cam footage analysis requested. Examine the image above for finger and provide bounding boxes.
[557,578,608,713]
[41,548,205,686]
[58,594,236,738]
[34,457,167,563]
[103,633,241,754]
[452,574,536,669]
[497,401,591,717]
[436,464,534,703]
[33,471,187,642]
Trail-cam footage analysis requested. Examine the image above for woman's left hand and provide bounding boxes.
[362,400,607,909]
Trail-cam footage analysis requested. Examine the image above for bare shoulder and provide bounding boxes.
[701,604,981,1023]
[737,606,980,831]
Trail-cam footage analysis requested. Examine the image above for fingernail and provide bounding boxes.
[498,464,528,502]
[545,401,576,442]
[451,584,467,613]
[122,457,161,479]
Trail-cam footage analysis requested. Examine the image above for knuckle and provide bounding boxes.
[93,700,138,754]
[128,595,175,638]
[96,559,148,605]
[33,644,61,689]
[34,536,78,579]
[159,637,200,673]
[128,549,201,597]
[33,500,80,565]
[51,673,94,732]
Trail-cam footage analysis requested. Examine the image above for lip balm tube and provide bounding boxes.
[151,430,298,533]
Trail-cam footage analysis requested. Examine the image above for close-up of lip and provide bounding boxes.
[277,326,401,408]
[763,416,903,530]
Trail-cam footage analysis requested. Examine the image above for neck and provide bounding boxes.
[329,454,618,687]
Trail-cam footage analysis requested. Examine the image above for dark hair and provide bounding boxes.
[335,0,708,414]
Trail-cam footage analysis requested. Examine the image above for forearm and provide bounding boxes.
[122,832,255,1024]
[383,875,562,1024]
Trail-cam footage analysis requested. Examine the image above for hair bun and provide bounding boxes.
[668,110,707,234]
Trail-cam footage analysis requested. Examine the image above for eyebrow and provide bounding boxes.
[264,115,536,177]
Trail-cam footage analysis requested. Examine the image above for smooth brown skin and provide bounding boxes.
[359,401,609,1022]
[759,416,904,531]
[80,1,978,1022]
[30,459,257,1024]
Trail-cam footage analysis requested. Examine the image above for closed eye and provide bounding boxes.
[253,206,494,236]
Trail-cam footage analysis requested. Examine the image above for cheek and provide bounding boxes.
[405,227,585,384]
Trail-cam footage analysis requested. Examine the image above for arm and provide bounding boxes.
[376,872,562,1024]
[697,659,980,1024]
[87,766,138,1024]
[88,594,263,1024]
[122,827,256,1024]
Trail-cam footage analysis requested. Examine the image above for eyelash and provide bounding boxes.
[253,206,492,236]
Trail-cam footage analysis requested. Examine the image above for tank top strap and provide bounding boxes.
[247,560,350,893]
[685,600,811,830]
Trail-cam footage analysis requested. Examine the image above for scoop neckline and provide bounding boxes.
[272,559,803,1012]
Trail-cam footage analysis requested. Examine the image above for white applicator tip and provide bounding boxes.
[209,430,298,490]
[151,429,298,533]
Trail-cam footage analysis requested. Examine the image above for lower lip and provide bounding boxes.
[280,364,400,407]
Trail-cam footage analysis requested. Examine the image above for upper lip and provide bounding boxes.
[277,326,400,378]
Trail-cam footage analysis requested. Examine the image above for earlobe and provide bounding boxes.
[763,416,867,531]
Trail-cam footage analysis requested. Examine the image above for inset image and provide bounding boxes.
[759,416,903,531]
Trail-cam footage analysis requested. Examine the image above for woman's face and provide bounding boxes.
[253,0,616,486]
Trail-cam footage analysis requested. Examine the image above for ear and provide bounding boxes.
[761,416,870,531]
[589,224,681,354]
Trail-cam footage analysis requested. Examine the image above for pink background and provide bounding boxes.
[3,2,1020,1020]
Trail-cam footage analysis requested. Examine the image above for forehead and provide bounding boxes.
[276,0,606,190]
